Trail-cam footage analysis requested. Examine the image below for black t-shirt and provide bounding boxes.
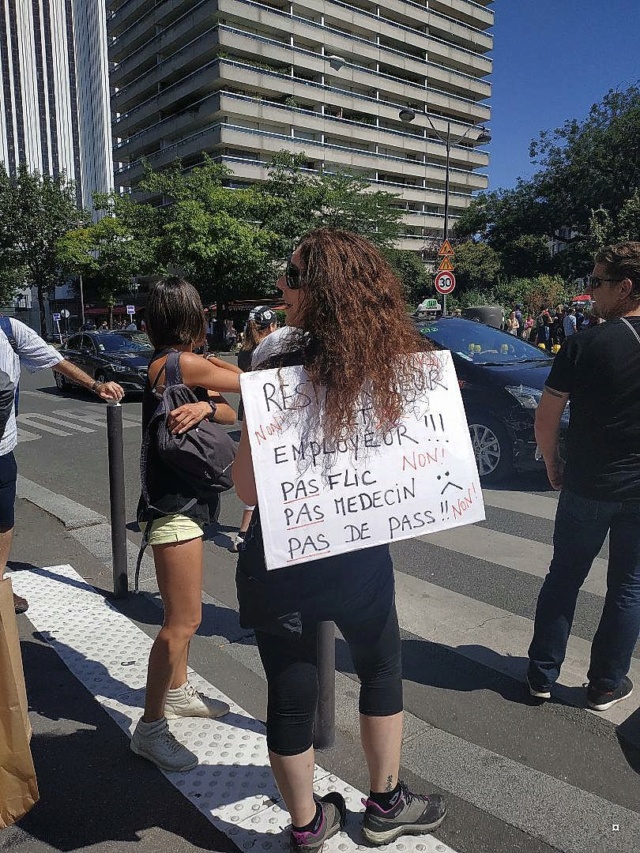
[237,348,253,373]
[546,317,640,500]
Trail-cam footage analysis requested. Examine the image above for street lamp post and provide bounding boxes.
[399,108,491,314]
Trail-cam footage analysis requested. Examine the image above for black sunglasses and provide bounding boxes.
[285,260,302,290]
[587,275,624,289]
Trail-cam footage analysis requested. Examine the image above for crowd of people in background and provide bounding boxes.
[80,317,143,332]
[503,302,603,350]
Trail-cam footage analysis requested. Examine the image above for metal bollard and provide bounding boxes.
[106,402,128,598]
[314,620,336,750]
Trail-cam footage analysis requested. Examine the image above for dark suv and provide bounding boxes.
[416,317,568,482]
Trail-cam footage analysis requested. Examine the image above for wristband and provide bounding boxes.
[91,380,102,393]
[208,400,217,418]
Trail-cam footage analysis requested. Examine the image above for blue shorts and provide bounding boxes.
[0,452,17,530]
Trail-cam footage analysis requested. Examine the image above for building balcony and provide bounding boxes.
[114,121,487,194]
[115,89,488,173]
[109,0,187,61]
[427,0,494,32]
[111,1,217,86]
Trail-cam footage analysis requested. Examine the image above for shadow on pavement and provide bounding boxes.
[12,635,237,852]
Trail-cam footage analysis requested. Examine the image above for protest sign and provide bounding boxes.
[241,351,485,570]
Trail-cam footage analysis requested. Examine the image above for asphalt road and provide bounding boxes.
[4,364,640,853]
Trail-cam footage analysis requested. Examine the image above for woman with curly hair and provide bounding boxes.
[233,229,447,851]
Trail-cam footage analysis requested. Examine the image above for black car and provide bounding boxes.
[54,331,153,394]
[415,317,568,483]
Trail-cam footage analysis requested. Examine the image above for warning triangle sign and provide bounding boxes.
[438,255,454,271]
[438,239,454,256]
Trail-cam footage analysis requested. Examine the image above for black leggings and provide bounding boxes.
[255,603,403,756]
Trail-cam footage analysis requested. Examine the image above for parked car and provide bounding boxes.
[53,331,153,395]
[415,317,568,482]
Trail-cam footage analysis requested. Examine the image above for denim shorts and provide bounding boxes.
[0,451,17,530]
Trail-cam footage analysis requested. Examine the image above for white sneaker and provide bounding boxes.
[130,717,198,772]
[164,681,230,720]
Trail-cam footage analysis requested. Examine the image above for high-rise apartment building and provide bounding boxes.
[0,0,113,207]
[109,0,493,249]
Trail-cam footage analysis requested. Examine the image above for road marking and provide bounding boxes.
[483,488,559,520]
[16,413,94,435]
[418,524,608,597]
[394,571,640,726]
[15,408,141,442]
[52,408,142,428]
[11,564,457,853]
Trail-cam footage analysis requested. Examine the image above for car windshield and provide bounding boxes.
[416,319,551,365]
[94,333,153,353]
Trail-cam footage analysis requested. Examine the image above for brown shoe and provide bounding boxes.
[13,593,28,614]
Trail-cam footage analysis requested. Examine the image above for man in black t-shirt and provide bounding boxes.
[527,242,640,713]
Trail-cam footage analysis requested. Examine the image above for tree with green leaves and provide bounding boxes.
[451,240,502,291]
[455,83,640,280]
[57,192,160,326]
[139,159,280,306]
[0,164,87,335]
[384,248,431,305]
[256,152,403,252]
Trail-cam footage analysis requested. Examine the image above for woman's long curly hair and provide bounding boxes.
[292,228,435,441]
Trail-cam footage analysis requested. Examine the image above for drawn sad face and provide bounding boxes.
[437,470,463,522]
[437,471,462,495]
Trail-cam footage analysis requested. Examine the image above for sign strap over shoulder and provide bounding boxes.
[0,316,19,414]
[0,316,17,352]
[621,317,640,347]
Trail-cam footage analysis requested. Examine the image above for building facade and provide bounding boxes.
[109,0,493,251]
[0,0,113,207]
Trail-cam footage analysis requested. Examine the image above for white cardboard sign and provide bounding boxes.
[241,351,485,570]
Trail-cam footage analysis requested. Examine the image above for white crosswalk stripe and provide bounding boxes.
[417,524,609,597]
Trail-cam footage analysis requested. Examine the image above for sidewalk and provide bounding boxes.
[5,498,457,853]
[4,499,235,853]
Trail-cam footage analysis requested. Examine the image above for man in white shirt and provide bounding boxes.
[0,317,124,613]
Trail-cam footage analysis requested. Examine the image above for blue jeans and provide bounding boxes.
[528,489,640,691]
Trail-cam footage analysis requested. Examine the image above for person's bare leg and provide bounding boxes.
[143,536,203,722]
[269,747,317,827]
[171,641,190,690]
[360,712,403,792]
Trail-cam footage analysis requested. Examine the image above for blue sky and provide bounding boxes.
[487,0,640,191]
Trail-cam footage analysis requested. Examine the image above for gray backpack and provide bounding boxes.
[140,350,236,504]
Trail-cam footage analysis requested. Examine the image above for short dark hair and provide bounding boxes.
[145,276,206,349]
[595,242,640,298]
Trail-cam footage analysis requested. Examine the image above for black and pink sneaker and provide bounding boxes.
[362,781,447,846]
[290,792,347,853]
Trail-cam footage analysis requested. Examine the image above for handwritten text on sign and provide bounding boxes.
[241,351,485,570]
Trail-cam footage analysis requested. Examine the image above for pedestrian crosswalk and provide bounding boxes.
[12,476,640,853]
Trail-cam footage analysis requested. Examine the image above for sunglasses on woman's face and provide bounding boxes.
[285,260,302,290]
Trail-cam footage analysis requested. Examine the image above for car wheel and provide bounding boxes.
[95,370,108,385]
[467,415,513,484]
[54,371,69,392]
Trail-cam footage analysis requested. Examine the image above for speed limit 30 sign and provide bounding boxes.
[434,271,456,295]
